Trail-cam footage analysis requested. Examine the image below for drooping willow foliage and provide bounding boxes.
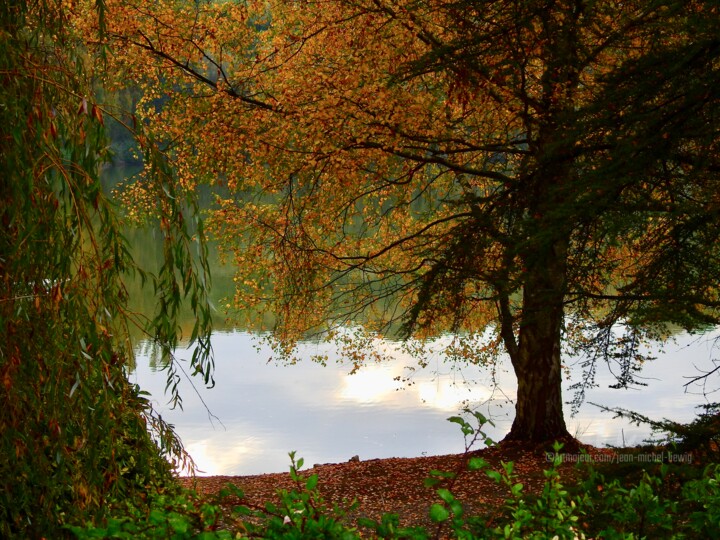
[0,1,213,536]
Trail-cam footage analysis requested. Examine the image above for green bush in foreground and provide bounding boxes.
[68,411,720,540]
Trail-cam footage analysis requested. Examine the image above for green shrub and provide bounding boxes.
[67,408,720,539]
[67,488,234,540]
[681,464,720,538]
[236,451,361,539]
[591,402,720,461]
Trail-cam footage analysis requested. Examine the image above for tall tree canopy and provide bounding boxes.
[101,0,720,442]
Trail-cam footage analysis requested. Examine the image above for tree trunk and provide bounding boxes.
[505,237,572,443]
[503,15,580,439]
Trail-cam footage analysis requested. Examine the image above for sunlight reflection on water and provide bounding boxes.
[130,329,720,476]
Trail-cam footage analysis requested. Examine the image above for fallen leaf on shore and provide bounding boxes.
[179,440,614,533]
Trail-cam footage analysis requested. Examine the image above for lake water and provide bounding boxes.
[130,328,720,476]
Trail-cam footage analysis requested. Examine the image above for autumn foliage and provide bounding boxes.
[91,0,720,441]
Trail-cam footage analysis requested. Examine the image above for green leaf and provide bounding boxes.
[423,477,441,488]
[232,505,253,516]
[471,410,490,426]
[487,470,502,483]
[429,469,456,479]
[449,499,464,517]
[306,473,319,490]
[148,509,165,525]
[447,415,473,435]
[468,457,488,471]
[429,503,449,523]
[168,514,189,533]
[197,533,221,540]
[437,488,455,504]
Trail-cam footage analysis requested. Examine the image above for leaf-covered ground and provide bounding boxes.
[180,440,614,532]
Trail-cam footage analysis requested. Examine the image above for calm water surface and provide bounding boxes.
[130,329,720,476]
